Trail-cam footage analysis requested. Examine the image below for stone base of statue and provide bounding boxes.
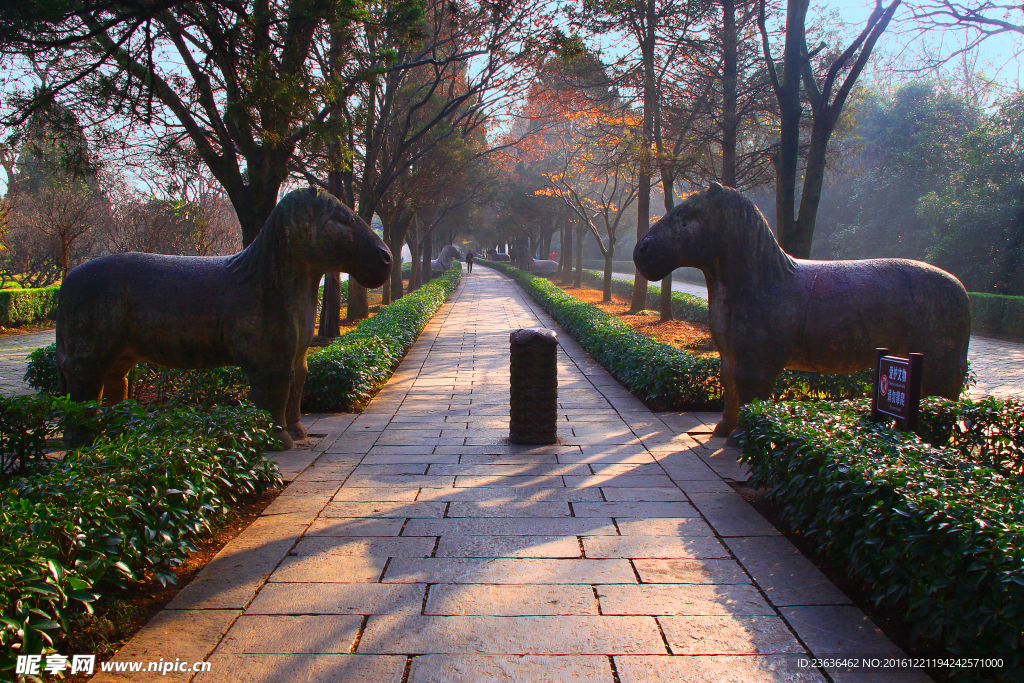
[509,328,558,444]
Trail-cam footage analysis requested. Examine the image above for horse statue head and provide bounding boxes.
[229,187,392,288]
[634,182,792,282]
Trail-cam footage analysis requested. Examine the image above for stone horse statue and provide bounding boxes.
[431,245,462,272]
[56,187,392,449]
[513,245,559,273]
[487,249,510,262]
[634,182,970,437]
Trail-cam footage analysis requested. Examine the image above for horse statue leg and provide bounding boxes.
[285,355,308,442]
[246,366,297,450]
[101,354,140,405]
[715,355,782,438]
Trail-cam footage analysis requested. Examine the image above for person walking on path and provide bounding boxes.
[466,250,474,273]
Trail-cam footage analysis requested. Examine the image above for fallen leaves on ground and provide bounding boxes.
[556,283,718,356]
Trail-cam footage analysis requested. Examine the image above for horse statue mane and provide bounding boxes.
[635,181,971,437]
[432,245,462,271]
[226,187,363,284]
[678,185,797,283]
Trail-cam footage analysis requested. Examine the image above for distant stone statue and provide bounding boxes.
[487,248,510,262]
[56,187,392,449]
[633,182,970,437]
[513,245,559,273]
[431,245,462,272]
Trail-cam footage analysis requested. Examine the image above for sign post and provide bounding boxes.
[871,348,923,431]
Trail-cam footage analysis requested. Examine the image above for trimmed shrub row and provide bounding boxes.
[970,292,1024,340]
[579,269,709,325]
[0,286,59,327]
[738,398,1024,680]
[0,397,281,679]
[302,268,461,411]
[479,260,868,410]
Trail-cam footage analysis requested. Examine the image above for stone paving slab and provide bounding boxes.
[97,267,932,682]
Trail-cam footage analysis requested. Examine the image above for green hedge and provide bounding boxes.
[0,397,280,680]
[302,268,461,411]
[25,271,461,410]
[0,286,59,327]
[479,259,868,410]
[739,398,1024,681]
[580,269,709,325]
[970,292,1024,339]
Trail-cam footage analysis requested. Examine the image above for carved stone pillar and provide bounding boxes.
[509,327,558,444]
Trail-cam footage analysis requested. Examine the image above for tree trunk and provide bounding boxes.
[320,170,345,336]
[773,0,811,252]
[389,236,403,302]
[721,0,739,188]
[388,212,413,300]
[347,211,371,320]
[574,224,583,288]
[318,273,341,337]
[791,113,833,258]
[232,181,282,247]
[631,172,651,311]
[380,223,391,306]
[603,251,614,302]
[660,277,673,320]
[422,239,432,282]
[407,222,420,292]
[561,224,573,285]
[631,0,656,312]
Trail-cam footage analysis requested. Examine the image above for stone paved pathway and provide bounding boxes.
[94,267,931,683]
[964,335,1024,401]
[0,328,54,396]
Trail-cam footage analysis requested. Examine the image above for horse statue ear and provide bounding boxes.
[306,186,320,198]
[708,181,725,195]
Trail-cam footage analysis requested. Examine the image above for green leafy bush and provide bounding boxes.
[22,346,60,395]
[24,347,249,405]
[0,286,59,327]
[916,395,1024,477]
[0,400,280,679]
[480,259,868,410]
[970,292,1024,340]
[303,268,461,411]
[0,396,82,478]
[738,398,1024,681]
